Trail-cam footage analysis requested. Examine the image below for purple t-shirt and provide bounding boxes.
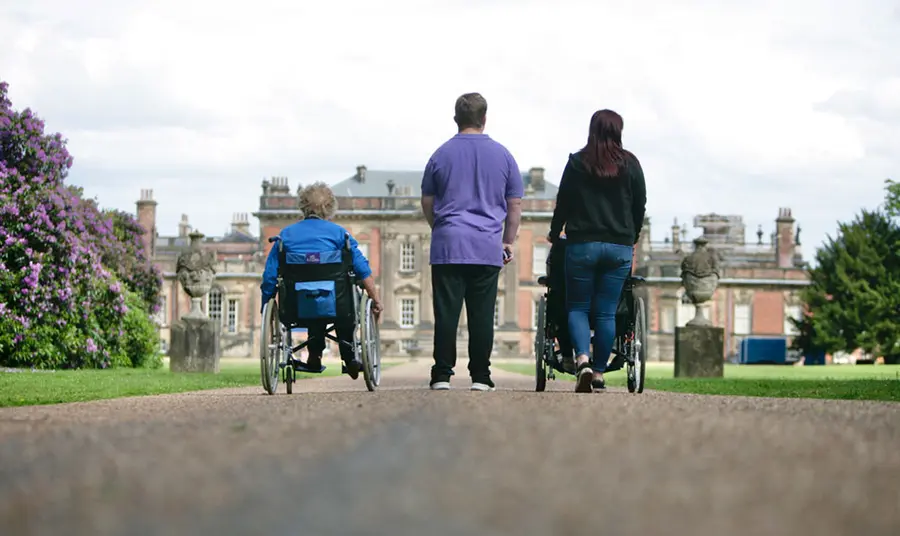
[421,134,524,267]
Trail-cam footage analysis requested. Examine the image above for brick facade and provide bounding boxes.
[141,171,810,362]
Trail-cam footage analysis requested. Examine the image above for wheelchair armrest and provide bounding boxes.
[537,276,549,287]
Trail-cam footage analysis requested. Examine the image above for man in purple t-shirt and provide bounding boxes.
[421,93,524,391]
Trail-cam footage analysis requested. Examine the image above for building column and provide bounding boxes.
[419,234,434,328]
[381,232,398,328]
[502,245,518,330]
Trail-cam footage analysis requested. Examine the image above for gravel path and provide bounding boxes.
[1,359,898,536]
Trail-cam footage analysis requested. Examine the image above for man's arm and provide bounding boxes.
[421,157,437,229]
[503,153,525,246]
[503,198,522,245]
[422,195,435,229]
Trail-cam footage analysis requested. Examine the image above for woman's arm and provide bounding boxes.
[346,232,383,316]
[549,160,574,242]
[259,243,280,312]
[630,156,647,244]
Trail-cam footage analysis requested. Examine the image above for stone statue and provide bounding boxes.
[176,231,217,319]
[680,236,720,327]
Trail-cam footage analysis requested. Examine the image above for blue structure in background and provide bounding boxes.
[803,350,826,365]
[738,336,788,364]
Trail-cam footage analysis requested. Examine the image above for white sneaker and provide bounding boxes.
[430,381,451,391]
[471,382,495,392]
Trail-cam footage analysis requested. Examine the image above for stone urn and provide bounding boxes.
[176,231,218,319]
[680,236,720,327]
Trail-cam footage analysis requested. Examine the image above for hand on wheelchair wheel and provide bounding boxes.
[372,299,383,319]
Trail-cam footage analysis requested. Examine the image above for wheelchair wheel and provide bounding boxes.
[535,296,548,392]
[627,296,647,393]
[359,296,381,392]
[260,299,281,395]
[285,365,294,394]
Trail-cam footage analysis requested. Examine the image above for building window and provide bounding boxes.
[784,304,802,335]
[734,303,751,335]
[154,295,168,326]
[226,298,239,334]
[494,299,501,327]
[159,339,169,354]
[533,300,540,330]
[357,243,369,259]
[399,298,417,328]
[533,244,549,276]
[660,305,675,333]
[208,288,223,324]
[401,339,418,352]
[400,241,416,271]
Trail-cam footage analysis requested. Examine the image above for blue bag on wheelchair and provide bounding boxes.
[278,249,352,324]
[294,281,337,319]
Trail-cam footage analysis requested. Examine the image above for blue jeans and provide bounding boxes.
[564,241,633,373]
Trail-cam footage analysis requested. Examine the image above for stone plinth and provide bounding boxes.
[674,325,724,378]
[169,317,221,373]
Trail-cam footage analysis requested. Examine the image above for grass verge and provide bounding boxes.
[495,362,900,402]
[0,359,370,408]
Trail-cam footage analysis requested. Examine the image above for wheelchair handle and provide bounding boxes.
[268,236,279,243]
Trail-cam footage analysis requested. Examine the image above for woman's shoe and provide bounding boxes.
[592,375,606,392]
[575,362,594,393]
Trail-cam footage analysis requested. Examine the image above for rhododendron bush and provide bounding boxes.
[0,80,162,368]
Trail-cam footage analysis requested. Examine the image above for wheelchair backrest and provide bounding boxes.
[276,237,355,325]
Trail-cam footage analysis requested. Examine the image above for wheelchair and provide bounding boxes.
[534,240,647,393]
[260,235,382,394]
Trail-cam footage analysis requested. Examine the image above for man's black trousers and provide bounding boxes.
[431,264,501,386]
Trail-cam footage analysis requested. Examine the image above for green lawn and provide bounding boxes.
[496,362,900,402]
[0,360,343,408]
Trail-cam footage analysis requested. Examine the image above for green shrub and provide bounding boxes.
[111,291,162,369]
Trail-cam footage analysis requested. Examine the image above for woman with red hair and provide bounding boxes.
[548,109,647,393]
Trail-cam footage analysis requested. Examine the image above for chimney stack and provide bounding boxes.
[671,218,681,251]
[529,167,546,192]
[178,214,192,238]
[356,165,367,183]
[268,176,291,195]
[775,207,795,268]
[135,189,157,258]
[231,212,251,235]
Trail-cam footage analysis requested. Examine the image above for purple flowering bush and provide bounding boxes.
[0,80,161,368]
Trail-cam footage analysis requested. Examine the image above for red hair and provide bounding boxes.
[581,109,627,178]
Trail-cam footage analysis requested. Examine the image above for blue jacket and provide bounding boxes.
[260,218,372,309]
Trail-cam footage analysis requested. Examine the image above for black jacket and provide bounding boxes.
[549,150,646,246]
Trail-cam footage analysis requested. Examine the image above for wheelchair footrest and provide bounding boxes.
[605,352,626,373]
[290,360,326,374]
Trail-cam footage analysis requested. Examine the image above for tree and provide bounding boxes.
[792,206,900,364]
[0,79,158,368]
[885,178,900,218]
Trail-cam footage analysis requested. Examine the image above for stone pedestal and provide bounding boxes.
[674,325,724,378]
[169,317,221,373]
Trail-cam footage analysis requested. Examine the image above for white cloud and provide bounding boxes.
[1,0,897,261]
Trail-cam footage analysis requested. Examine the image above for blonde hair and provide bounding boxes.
[297,182,337,220]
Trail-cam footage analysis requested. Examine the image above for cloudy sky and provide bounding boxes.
[1,0,897,262]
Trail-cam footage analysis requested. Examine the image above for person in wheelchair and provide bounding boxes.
[548,109,647,393]
[259,182,383,379]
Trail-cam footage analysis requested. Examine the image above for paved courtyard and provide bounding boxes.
[1,359,898,536]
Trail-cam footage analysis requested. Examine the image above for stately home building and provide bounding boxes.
[136,166,809,361]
